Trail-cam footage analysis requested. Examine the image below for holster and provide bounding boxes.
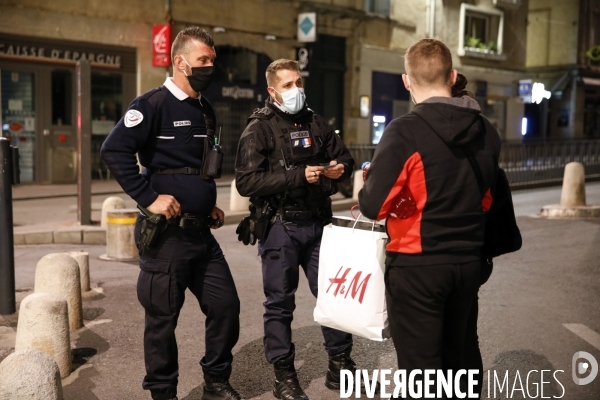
[138,214,167,248]
[251,197,276,240]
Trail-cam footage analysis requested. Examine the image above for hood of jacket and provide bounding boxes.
[411,96,483,146]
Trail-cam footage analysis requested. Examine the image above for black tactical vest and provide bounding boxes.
[248,107,337,211]
[248,106,328,171]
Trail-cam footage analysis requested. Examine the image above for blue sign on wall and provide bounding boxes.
[518,79,532,96]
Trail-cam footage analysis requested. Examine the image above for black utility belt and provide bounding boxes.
[277,208,312,220]
[166,213,211,229]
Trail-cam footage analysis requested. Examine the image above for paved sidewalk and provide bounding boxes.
[12,176,236,201]
[10,177,356,245]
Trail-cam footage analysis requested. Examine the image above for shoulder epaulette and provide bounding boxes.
[142,87,166,111]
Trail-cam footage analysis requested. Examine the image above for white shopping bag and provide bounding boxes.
[314,216,390,341]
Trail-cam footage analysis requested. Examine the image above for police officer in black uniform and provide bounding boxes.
[101,27,242,400]
[234,59,359,400]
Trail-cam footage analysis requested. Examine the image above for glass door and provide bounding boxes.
[1,70,36,182]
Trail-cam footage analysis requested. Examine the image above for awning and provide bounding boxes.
[550,71,572,94]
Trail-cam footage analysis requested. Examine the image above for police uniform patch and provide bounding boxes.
[124,110,144,128]
[290,131,310,139]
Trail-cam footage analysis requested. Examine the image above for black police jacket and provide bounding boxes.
[235,97,354,206]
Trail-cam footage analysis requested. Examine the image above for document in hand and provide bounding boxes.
[314,216,390,341]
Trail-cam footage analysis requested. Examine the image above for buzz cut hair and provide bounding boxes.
[404,39,453,88]
[171,27,215,64]
[266,59,300,87]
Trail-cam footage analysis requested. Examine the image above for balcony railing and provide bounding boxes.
[347,140,600,187]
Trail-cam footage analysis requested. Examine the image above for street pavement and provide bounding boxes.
[1,183,600,399]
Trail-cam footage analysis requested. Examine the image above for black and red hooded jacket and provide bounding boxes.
[358,96,501,267]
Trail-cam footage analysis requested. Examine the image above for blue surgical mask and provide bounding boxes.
[272,87,306,114]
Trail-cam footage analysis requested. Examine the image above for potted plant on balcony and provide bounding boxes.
[586,45,600,63]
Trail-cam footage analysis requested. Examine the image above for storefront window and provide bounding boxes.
[214,46,259,85]
[92,73,122,179]
[483,99,507,140]
[1,70,36,182]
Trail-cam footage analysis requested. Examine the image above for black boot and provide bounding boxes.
[325,349,380,394]
[273,352,309,400]
[202,375,243,400]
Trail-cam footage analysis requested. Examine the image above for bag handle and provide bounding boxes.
[351,212,377,236]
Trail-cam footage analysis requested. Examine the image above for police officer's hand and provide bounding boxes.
[147,195,181,220]
[305,165,324,184]
[323,160,345,180]
[210,206,225,229]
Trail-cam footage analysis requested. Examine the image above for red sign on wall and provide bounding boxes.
[152,24,172,67]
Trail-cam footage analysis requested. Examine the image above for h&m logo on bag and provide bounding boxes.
[327,266,371,304]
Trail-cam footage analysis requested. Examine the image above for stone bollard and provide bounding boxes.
[67,251,90,292]
[34,253,83,332]
[560,162,586,207]
[14,293,71,379]
[0,349,64,399]
[352,171,364,201]
[230,180,250,212]
[100,196,126,228]
[100,208,139,261]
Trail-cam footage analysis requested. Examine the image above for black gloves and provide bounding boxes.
[236,216,257,246]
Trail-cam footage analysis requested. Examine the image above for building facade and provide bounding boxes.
[0,0,401,181]
[525,0,600,140]
[3,0,583,183]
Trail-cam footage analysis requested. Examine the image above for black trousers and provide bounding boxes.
[385,260,481,399]
[459,259,494,398]
[135,217,240,399]
[258,218,353,364]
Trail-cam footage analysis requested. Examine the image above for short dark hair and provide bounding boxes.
[404,39,453,87]
[266,59,299,86]
[171,27,214,64]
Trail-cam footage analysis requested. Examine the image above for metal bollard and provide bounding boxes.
[34,253,83,332]
[67,251,90,292]
[0,349,64,399]
[14,292,72,379]
[100,208,139,261]
[0,137,15,315]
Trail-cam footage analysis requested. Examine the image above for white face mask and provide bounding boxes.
[272,87,306,114]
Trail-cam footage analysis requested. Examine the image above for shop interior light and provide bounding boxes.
[265,35,277,41]
[373,115,386,123]
[532,82,551,104]
[521,118,527,136]
[213,27,226,33]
